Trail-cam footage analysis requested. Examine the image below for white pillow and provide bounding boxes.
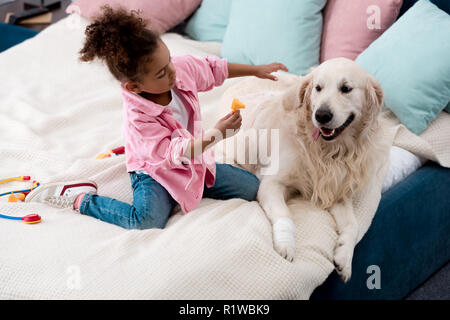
[382,146,427,193]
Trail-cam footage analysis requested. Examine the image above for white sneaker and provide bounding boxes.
[25,180,98,210]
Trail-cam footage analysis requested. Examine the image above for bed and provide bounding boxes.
[0,13,449,299]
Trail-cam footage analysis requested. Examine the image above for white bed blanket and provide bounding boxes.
[1,14,449,299]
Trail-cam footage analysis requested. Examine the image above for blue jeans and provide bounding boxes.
[79,163,260,230]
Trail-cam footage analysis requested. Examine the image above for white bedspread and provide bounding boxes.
[1,14,449,299]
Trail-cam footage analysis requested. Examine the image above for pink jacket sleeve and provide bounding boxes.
[182,55,229,92]
[133,120,192,170]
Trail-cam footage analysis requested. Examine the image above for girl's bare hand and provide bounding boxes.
[214,110,242,139]
[254,62,289,81]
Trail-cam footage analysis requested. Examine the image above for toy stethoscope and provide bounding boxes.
[0,176,42,224]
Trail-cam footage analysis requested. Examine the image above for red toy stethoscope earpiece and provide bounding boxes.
[0,213,42,224]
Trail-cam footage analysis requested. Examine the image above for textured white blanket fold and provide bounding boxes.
[0,15,449,299]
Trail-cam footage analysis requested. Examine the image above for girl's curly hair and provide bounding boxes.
[79,5,159,83]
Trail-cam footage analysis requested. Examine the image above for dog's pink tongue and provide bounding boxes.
[312,128,320,141]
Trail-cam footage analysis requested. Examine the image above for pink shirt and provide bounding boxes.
[121,55,229,214]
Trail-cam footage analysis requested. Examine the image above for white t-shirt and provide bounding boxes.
[167,88,190,131]
[135,88,191,174]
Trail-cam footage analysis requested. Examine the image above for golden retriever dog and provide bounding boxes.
[230,58,385,281]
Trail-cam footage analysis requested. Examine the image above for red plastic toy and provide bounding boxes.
[0,213,42,224]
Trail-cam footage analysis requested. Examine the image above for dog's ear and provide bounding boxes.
[360,75,384,132]
[365,75,383,112]
[298,72,314,109]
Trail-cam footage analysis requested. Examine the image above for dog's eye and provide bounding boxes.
[341,85,352,93]
[315,85,322,92]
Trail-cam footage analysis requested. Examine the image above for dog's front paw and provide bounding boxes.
[333,235,354,282]
[273,238,295,262]
[273,218,295,262]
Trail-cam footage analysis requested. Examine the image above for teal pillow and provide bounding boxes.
[445,101,450,113]
[184,0,232,42]
[356,0,450,135]
[221,0,326,76]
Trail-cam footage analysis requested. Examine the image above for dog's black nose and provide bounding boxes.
[315,108,333,124]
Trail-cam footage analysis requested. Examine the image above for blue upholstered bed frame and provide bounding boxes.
[0,22,38,53]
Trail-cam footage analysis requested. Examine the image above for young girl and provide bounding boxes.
[25,6,288,230]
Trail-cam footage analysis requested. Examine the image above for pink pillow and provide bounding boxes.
[320,0,403,62]
[66,0,202,34]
